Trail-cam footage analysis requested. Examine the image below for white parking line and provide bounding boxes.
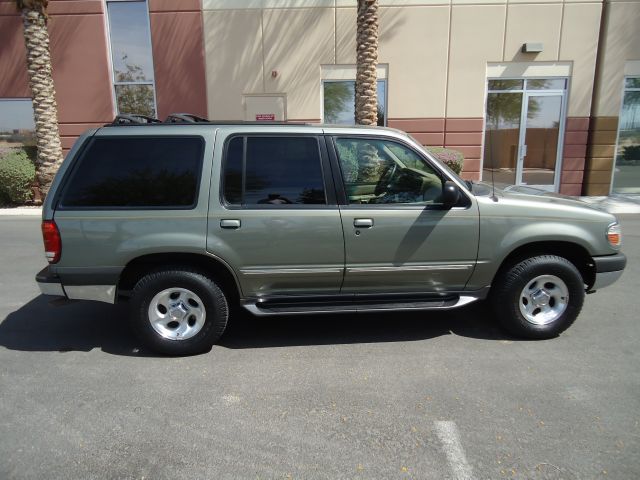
[435,420,475,480]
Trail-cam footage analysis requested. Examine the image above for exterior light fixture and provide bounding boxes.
[522,43,543,53]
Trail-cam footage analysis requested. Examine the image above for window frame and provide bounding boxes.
[219,133,337,210]
[327,135,471,210]
[105,0,158,118]
[56,134,206,211]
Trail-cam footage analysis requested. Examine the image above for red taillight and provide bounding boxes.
[41,220,61,264]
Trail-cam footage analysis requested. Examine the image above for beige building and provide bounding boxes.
[203,0,640,195]
[1,0,639,195]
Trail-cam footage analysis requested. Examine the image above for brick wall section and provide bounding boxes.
[559,117,589,196]
[149,0,208,120]
[583,116,618,196]
[444,118,483,181]
[387,118,483,181]
[1,0,209,157]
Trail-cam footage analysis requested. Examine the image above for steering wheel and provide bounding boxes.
[374,163,397,195]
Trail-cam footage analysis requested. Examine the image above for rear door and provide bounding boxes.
[329,135,480,294]
[207,128,345,298]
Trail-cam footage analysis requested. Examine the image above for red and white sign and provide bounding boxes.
[255,113,276,121]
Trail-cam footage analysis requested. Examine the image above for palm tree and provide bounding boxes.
[355,0,379,126]
[15,0,64,199]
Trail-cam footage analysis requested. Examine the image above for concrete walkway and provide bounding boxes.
[1,194,639,215]
[0,207,41,216]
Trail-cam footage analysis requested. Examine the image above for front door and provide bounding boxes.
[483,78,567,191]
[330,136,479,294]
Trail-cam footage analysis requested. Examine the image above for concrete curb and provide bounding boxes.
[0,207,42,216]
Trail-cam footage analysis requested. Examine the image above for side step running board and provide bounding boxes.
[242,295,479,316]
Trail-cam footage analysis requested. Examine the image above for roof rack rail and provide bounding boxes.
[110,114,161,125]
[164,113,209,123]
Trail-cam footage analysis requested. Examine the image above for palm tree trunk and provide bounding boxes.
[19,3,63,198]
[355,0,379,126]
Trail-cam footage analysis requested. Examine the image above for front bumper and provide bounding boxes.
[36,266,116,304]
[592,253,626,290]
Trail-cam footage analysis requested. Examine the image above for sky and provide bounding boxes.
[0,100,35,131]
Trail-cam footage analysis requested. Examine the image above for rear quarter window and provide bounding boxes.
[59,136,204,209]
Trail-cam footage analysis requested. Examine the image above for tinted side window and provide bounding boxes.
[223,136,326,206]
[61,136,203,208]
[223,136,243,204]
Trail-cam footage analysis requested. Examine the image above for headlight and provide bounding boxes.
[607,222,622,248]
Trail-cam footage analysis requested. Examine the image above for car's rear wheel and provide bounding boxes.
[491,255,585,339]
[130,269,229,355]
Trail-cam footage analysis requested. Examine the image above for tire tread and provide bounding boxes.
[491,255,584,339]
[131,268,229,355]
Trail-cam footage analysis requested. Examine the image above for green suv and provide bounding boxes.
[36,114,626,355]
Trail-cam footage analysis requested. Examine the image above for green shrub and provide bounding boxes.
[0,189,9,207]
[427,147,464,175]
[0,149,36,204]
[622,145,640,163]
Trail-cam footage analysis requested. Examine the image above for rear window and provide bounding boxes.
[60,136,204,208]
[222,136,327,206]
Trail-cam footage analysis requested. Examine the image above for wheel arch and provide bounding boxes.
[495,241,595,289]
[117,252,242,304]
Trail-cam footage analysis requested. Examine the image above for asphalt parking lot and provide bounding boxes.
[0,215,639,479]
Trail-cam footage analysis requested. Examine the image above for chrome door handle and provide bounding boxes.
[220,219,241,229]
[354,218,374,228]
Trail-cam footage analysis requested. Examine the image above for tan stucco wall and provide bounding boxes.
[593,0,640,117]
[560,2,602,117]
[446,5,505,118]
[203,9,264,120]
[262,7,335,120]
[202,0,604,122]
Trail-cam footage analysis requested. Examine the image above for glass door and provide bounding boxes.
[520,93,564,189]
[483,78,567,191]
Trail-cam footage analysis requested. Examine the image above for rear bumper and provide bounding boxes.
[36,266,66,296]
[592,253,626,290]
[36,266,116,303]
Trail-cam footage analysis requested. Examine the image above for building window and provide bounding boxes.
[612,77,640,194]
[0,99,36,155]
[323,80,387,126]
[106,0,156,118]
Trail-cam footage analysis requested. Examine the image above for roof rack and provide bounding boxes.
[104,113,316,127]
[110,114,161,125]
[164,113,209,123]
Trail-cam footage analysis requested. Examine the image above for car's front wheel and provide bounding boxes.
[491,255,585,339]
[130,269,229,355]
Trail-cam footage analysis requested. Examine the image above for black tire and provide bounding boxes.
[490,255,585,339]
[130,269,229,355]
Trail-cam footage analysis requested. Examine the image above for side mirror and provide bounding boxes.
[442,181,460,208]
